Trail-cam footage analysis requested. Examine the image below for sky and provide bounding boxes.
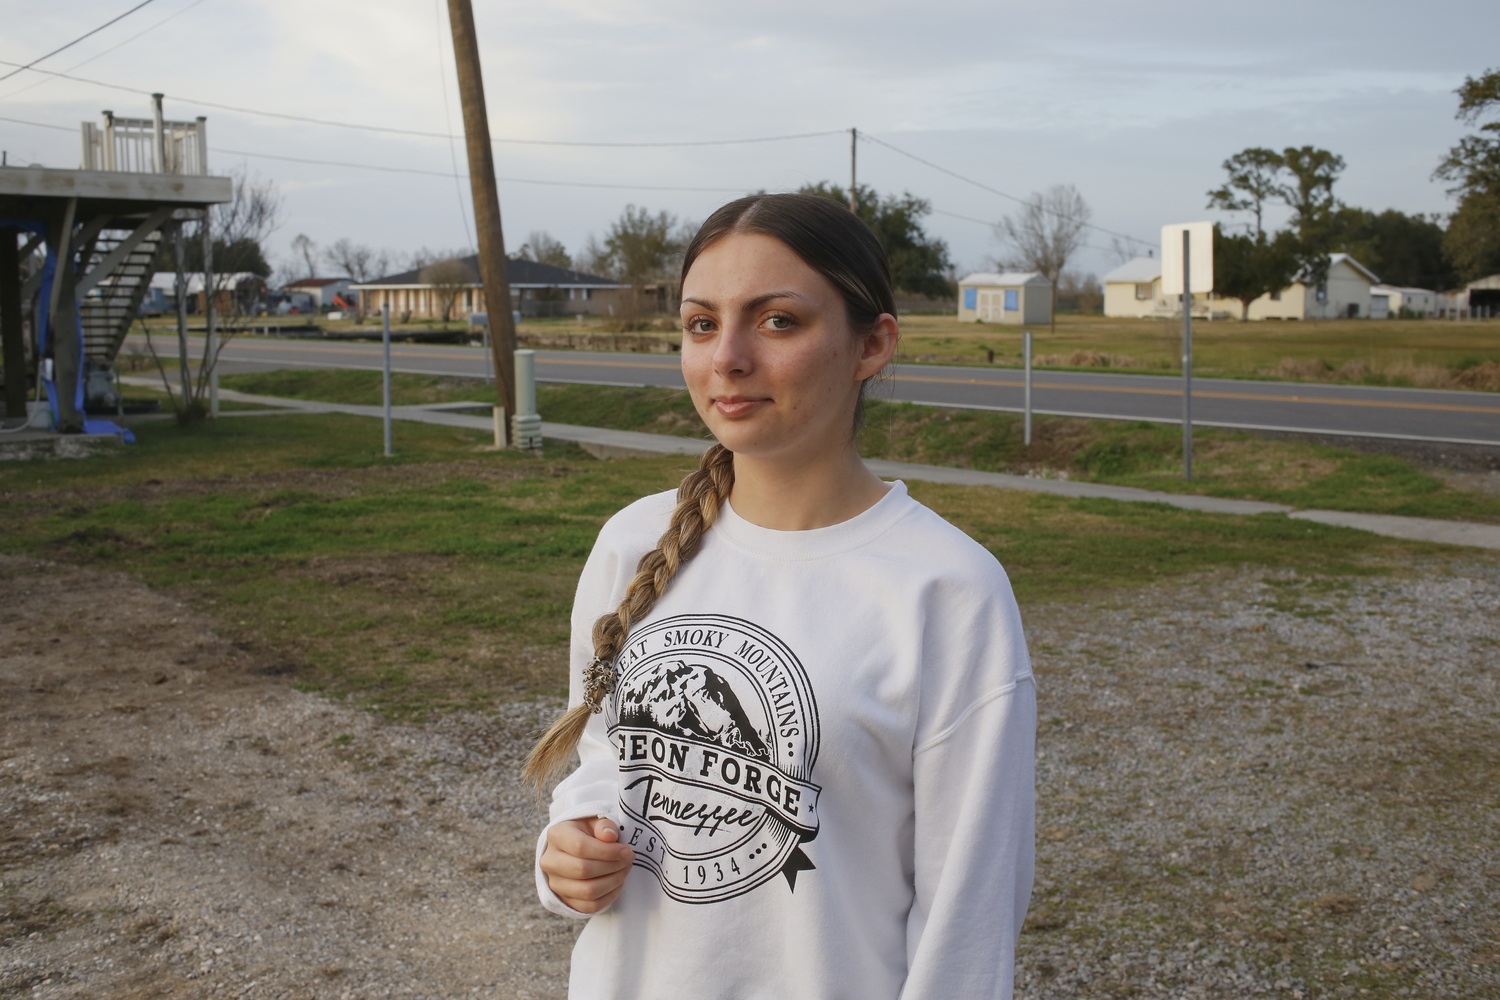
[0,0,1493,282]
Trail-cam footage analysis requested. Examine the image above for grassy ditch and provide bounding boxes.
[218,371,1500,523]
[1,410,1481,720]
[896,313,1500,389]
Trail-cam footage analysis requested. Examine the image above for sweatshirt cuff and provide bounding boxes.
[534,799,624,919]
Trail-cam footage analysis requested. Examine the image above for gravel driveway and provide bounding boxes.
[2,554,1496,999]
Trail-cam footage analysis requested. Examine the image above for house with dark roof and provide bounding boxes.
[351,255,630,320]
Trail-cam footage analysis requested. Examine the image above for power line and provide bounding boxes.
[0,59,844,149]
[0,114,755,190]
[0,114,73,132]
[0,0,160,84]
[213,147,750,192]
[432,0,473,250]
[860,132,1159,249]
[0,0,209,102]
[930,207,1127,259]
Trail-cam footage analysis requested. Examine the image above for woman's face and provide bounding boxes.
[679,232,897,462]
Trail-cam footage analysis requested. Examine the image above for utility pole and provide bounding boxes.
[849,128,857,213]
[446,0,516,443]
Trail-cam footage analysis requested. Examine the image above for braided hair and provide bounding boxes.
[523,193,896,788]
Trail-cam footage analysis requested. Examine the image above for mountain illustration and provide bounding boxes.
[619,660,770,760]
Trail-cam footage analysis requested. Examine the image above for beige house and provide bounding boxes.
[352,256,631,320]
[1104,253,1379,320]
[957,272,1051,324]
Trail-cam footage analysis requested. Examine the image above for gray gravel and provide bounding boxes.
[1017,563,1500,999]
[2,555,1496,999]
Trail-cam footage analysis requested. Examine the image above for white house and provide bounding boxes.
[1102,258,1164,318]
[957,272,1051,324]
[1370,285,1437,318]
[1103,253,1379,320]
[281,277,354,310]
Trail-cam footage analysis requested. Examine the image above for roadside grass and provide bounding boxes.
[2,410,1485,719]
[217,371,1500,523]
[895,314,1500,389]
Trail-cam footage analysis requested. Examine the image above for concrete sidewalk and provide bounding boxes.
[118,379,1500,552]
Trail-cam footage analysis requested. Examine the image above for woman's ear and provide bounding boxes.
[856,313,900,379]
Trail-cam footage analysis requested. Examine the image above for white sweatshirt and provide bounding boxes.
[535,481,1036,1000]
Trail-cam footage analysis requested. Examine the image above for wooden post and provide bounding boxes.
[446,0,516,442]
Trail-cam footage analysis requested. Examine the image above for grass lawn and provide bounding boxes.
[2,409,1489,720]
[218,371,1500,523]
[894,314,1500,388]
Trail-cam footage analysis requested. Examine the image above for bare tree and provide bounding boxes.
[995,184,1092,331]
[402,246,472,272]
[323,238,391,283]
[290,233,318,279]
[572,234,611,278]
[517,230,572,269]
[148,170,280,422]
[420,257,474,326]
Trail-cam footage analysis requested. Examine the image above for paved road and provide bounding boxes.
[125,334,1500,446]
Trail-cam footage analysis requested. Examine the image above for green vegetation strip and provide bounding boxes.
[4,410,1484,720]
[220,371,1500,523]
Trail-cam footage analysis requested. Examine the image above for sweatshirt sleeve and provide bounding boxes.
[533,494,673,918]
[533,517,632,919]
[902,566,1037,998]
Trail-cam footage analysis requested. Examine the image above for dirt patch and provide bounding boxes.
[0,555,578,1000]
[4,554,1498,999]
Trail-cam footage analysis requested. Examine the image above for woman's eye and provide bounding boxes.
[765,314,794,331]
[686,317,716,334]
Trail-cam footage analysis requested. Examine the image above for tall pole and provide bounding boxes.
[446,0,515,444]
[849,128,857,212]
[382,303,393,458]
[174,222,190,408]
[202,209,218,417]
[1023,330,1033,447]
[1181,229,1193,481]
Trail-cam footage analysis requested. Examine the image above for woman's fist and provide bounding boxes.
[540,816,634,914]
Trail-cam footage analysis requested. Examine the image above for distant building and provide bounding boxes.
[1103,253,1379,320]
[956,272,1051,324]
[142,272,266,314]
[1466,274,1500,318]
[1370,285,1437,319]
[1101,258,1165,319]
[281,277,354,310]
[352,256,631,319]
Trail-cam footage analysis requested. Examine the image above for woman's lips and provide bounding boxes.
[713,397,767,419]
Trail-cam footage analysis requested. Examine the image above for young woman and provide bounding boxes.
[527,193,1035,999]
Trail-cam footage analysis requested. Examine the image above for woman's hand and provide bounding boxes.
[541,816,634,913]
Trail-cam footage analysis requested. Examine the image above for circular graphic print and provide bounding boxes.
[607,614,822,904]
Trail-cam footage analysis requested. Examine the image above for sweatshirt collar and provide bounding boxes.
[714,479,915,561]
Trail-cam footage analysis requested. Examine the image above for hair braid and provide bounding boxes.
[523,444,736,788]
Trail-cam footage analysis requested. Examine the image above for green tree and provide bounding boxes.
[1279,146,1346,288]
[1435,68,1500,281]
[1206,147,1284,236]
[1324,208,1456,289]
[1213,225,1301,321]
[601,206,690,283]
[799,182,954,299]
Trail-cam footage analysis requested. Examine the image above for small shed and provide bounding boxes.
[957,272,1051,324]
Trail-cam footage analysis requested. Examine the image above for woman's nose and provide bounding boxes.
[713,321,754,377]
